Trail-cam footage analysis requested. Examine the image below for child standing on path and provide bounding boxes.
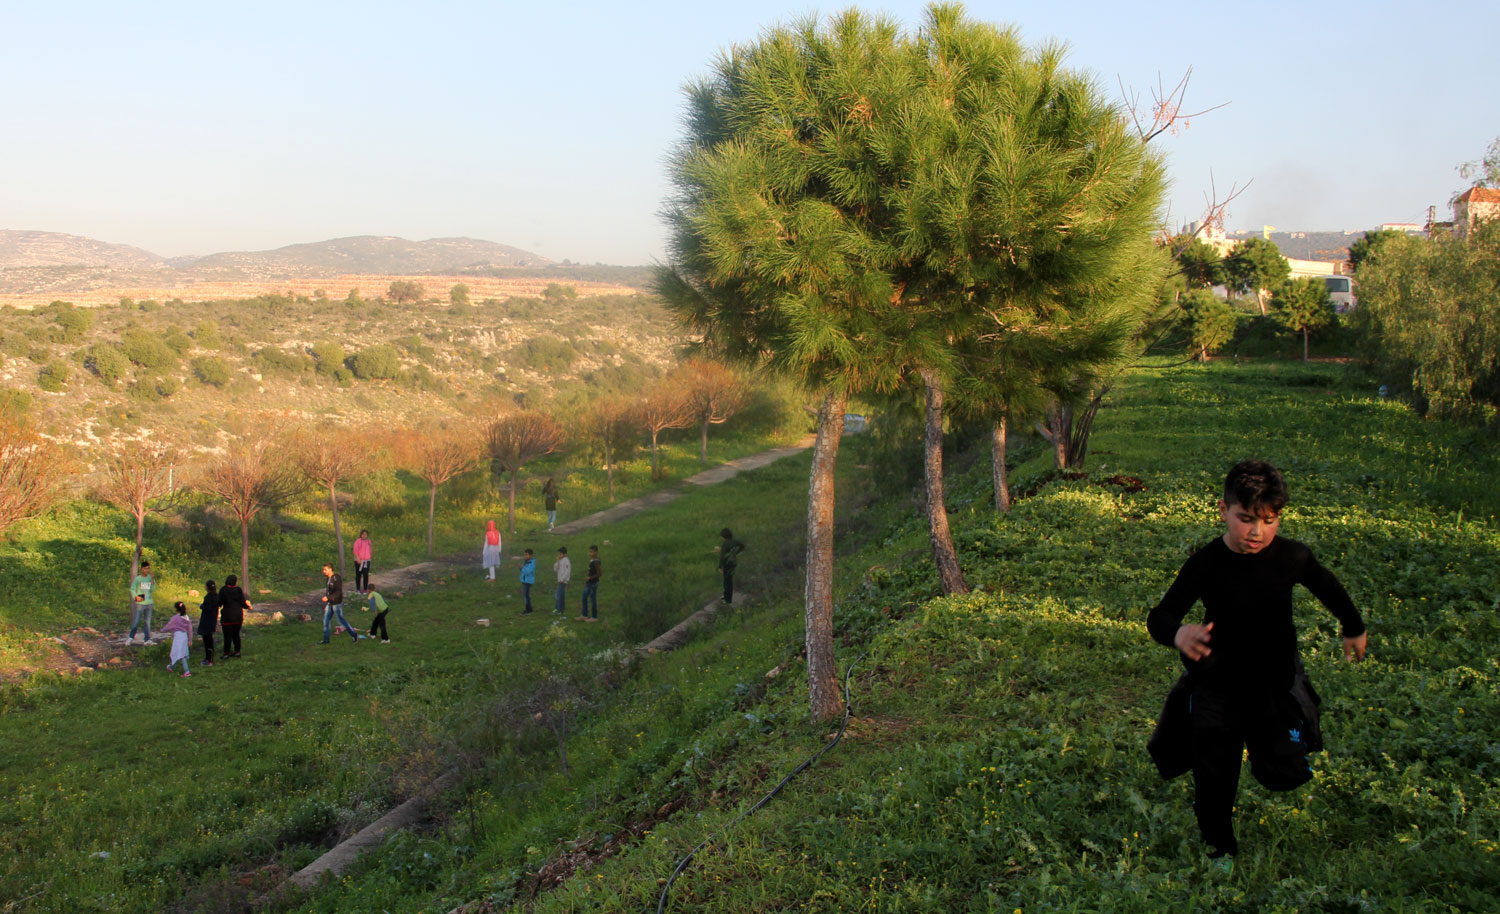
[517,549,536,614]
[543,478,561,531]
[129,560,156,643]
[353,529,373,594]
[1146,460,1368,865]
[579,545,601,621]
[161,602,193,678]
[717,529,744,605]
[553,546,570,615]
[319,563,359,644]
[366,590,391,643]
[483,521,502,581]
[217,575,249,658]
[198,580,220,666]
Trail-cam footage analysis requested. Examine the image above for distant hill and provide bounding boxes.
[172,235,552,278]
[1228,230,1364,263]
[0,230,167,270]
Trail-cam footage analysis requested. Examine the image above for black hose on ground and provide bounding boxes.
[654,653,866,914]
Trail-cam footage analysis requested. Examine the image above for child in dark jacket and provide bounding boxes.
[198,580,220,666]
[1147,459,1368,865]
[217,575,250,658]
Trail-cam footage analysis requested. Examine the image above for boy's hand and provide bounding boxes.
[1343,631,1367,662]
[1173,622,1213,661]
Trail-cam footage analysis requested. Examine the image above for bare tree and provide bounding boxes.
[289,426,379,577]
[676,359,750,463]
[585,394,636,503]
[0,416,69,538]
[400,420,482,555]
[95,442,179,580]
[485,411,566,534]
[635,380,694,480]
[196,438,304,590]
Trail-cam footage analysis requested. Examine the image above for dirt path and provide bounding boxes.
[549,436,813,537]
[4,436,814,683]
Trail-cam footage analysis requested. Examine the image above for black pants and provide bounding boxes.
[202,631,215,663]
[355,561,370,592]
[221,624,242,657]
[1190,687,1313,855]
[369,610,389,641]
[722,567,735,604]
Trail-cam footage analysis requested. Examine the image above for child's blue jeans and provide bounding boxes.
[554,583,567,614]
[582,581,598,618]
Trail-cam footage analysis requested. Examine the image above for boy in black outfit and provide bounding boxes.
[1147,460,1368,864]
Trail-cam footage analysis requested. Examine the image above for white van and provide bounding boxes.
[1324,275,1356,312]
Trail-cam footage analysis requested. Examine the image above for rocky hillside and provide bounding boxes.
[174,235,552,278]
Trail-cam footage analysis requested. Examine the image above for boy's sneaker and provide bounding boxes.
[204,661,214,667]
[381,639,391,644]
[181,671,192,678]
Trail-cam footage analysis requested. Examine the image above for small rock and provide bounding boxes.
[74,666,93,675]
[298,612,312,622]
[258,589,271,595]
[92,851,110,860]
[107,657,123,665]
[188,589,201,599]
[270,611,284,622]
[476,619,491,627]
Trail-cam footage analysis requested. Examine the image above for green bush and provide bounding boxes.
[192,355,232,388]
[509,334,577,373]
[191,320,223,349]
[37,361,69,392]
[86,344,131,387]
[120,328,177,369]
[0,388,32,416]
[0,334,29,358]
[348,344,401,380]
[311,340,345,375]
[162,325,194,355]
[52,307,92,343]
[26,345,50,364]
[253,346,313,376]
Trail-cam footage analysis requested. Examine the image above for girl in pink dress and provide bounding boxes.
[161,602,193,678]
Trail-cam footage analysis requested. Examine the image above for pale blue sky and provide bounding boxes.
[2,1,1495,263]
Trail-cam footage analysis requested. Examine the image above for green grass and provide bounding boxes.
[0,421,806,668]
[7,358,1500,913]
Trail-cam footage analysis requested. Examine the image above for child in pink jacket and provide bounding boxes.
[161,602,193,678]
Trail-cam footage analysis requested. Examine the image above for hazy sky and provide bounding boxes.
[3,1,1496,264]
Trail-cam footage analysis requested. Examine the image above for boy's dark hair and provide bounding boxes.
[524,548,533,556]
[140,561,151,569]
[588,544,598,552]
[720,527,733,539]
[558,546,568,554]
[1223,460,1289,514]
[225,574,238,586]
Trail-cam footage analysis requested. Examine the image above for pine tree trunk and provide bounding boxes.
[1303,328,1309,362]
[921,369,969,596]
[1048,404,1071,469]
[426,482,438,556]
[650,430,661,480]
[806,389,846,722]
[329,483,346,577]
[992,417,1010,514]
[700,416,709,463]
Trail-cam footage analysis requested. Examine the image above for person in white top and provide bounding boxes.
[553,546,571,615]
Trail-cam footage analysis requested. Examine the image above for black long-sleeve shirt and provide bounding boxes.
[1147,536,1365,692]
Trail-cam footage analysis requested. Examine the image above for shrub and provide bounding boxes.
[0,388,31,417]
[253,347,313,376]
[37,361,69,392]
[121,328,177,369]
[192,321,223,349]
[310,340,345,376]
[0,334,29,358]
[348,344,401,380]
[87,344,131,387]
[52,308,92,343]
[509,334,577,373]
[162,325,194,355]
[27,346,50,364]
[192,356,232,387]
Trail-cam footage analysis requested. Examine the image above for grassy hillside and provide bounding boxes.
[4,359,1498,913]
